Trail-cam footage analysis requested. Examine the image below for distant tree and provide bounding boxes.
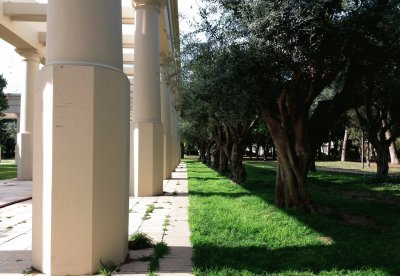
[0,120,16,158]
[179,43,258,182]
[0,75,8,116]
[353,64,400,176]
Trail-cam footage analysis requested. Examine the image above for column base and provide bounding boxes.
[16,132,33,180]
[33,64,130,275]
[132,121,163,197]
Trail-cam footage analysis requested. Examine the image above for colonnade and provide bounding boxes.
[15,48,41,180]
[7,0,181,274]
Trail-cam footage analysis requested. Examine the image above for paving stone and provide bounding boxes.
[118,260,149,273]
[0,162,193,275]
[129,248,154,260]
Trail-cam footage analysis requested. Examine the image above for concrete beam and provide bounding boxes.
[2,3,134,24]
[122,6,135,24]
[0,2,45,54]
[3,2,46,22]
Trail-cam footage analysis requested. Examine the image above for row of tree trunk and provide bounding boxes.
[197,120,258,183]
[341,127,399,176]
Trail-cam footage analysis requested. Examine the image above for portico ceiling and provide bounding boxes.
[0,0,179,83]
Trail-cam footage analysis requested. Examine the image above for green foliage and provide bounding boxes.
[0,119,17,158]
[128,232,154,250]
[98,260,119,276]
[0,75,8,116]
[187,159,400,275]
[148,241,170,273]
[142,204,156,220]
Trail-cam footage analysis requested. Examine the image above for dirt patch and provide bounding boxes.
[340,213,377,228]
[318,236,334,245]
[315,205,382,230]
[324,188,400,205]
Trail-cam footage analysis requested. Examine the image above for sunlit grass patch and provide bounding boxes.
[0,162,17,180]
[187,159,400,275]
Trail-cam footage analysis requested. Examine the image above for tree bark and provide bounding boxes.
[371,139,389,176]
[219,148,229,173]
[263,109,314,211]
[212,146,220,169]
[368,125,390,176]
[341,128,349,162]
[386,129,399,165]
[206,146,212,165]
[230,142,246,183]
[198,143,207,164]
[274,140,314,211]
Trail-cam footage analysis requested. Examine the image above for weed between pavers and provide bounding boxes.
[98,260,119,276]
[148,241,170,273]
[127,232,170,274]
[162,216,170,238]
[22,266,40,275]
[128,232,154,250]
[142,204,156,220]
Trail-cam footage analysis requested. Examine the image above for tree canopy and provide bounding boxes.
[178,0,400,211]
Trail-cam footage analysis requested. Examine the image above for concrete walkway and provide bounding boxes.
[0,163,192,275]
[0,179,32,208]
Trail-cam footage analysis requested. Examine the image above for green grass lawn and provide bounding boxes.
[0,162,17,180]
[187,159,400,275]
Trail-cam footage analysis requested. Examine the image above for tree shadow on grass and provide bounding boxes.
[189,160,400,275]
[190,190,252,198]
[193,242,397,275]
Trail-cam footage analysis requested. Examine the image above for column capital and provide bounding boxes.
[15,48,42,62]
[133,0,166,11]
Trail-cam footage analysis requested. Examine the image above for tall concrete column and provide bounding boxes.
[15,48,41,180]
[32,1,130,275]
[160,62,173,179]
[170,106,179,168]
[174,109,181,165]
[131,0,165,196]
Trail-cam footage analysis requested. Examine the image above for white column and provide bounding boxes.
[170,106,179,168]
[131,0,165,196]
[15,48,41,180]
[33,1,129,275]
[160,62,173,179]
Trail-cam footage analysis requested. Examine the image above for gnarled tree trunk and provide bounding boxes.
[370,139,389,176]
[272,131,314,211]
[263,109,314,211]
[230,142,246,183]
[212,146,220,169]
[219,148,229,173]
[206,146,212,165]
[198,143,207,164]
